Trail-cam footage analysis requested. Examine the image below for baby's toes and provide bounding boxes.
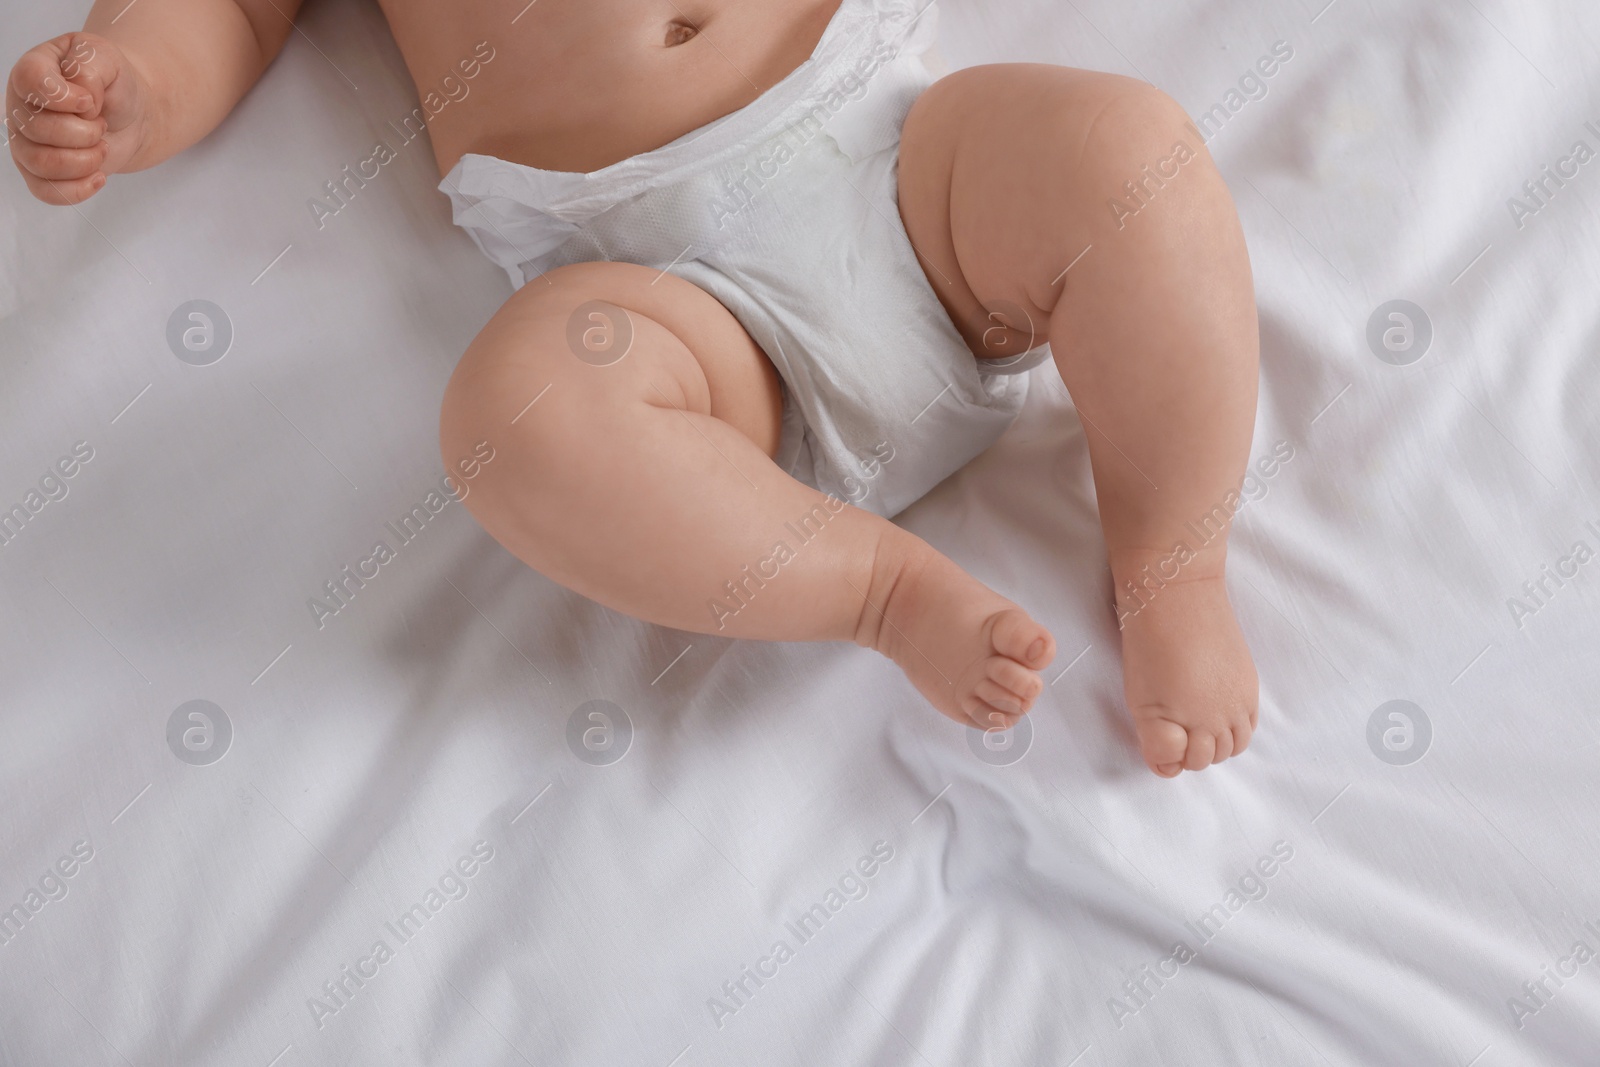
[1136,716,1188,778]
[1211,728,1235,765]
[1232,718,1254,755]
[1183,730,1217,772]
[966,702,1020,732]
[986,656,1042,707]
[972,677,1024,719]
[989,608,1056,670]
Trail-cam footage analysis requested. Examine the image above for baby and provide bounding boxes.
[8,0,1261,777]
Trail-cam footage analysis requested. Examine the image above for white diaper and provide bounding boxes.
[438,0,1047,518]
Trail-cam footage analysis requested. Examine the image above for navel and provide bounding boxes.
[664,18,700,47]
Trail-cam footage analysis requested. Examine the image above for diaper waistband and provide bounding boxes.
[439,0,940,283]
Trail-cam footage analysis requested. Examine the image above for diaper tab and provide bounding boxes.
[441,160,587,287]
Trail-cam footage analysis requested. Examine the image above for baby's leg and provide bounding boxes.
[439,262,1056,728]
[899,64,1260,776]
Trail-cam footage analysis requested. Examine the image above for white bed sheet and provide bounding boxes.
[3,0,1599,1064]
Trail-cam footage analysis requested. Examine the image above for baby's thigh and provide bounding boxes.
[897,64,1205,350]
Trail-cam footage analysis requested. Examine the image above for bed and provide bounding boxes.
[3,0,1599,1064]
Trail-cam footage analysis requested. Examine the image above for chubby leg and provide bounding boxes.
[899,64,1260,775]
[439,261,1056,728]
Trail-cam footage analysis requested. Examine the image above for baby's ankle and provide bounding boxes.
[1109,544,1228,626]
[850,527,925,655]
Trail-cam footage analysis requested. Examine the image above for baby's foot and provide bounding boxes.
[857,537,1056,729]
[1114,559,1258,777]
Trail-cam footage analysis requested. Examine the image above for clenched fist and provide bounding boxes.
[6,33,149,205]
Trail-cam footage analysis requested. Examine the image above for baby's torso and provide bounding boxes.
[374,0,844,177]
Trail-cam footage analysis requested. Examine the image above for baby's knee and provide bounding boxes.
[1078,79,1203,172]
[1070,79,1235,235]
[439,271,593,478]
[1086,78,1193,147]
[438,263,703,483]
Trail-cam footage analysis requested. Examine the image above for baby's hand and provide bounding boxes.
[7,33,148,205]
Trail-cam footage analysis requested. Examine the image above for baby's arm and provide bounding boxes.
[6,0,304,204]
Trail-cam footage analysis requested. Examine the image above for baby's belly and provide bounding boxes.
[373,0,844,177]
